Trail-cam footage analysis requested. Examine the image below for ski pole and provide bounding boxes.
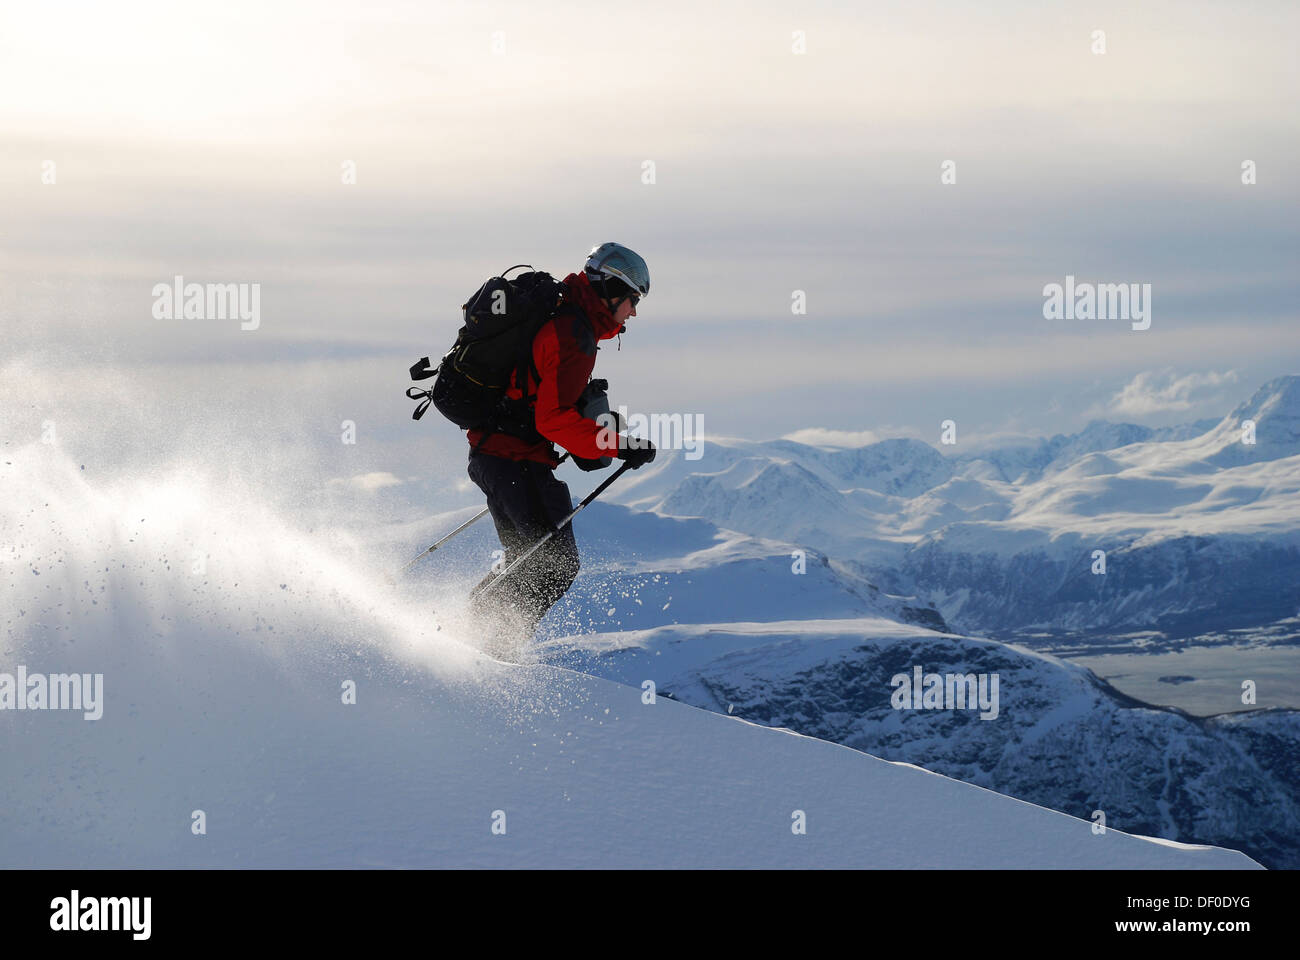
[397,508,490,576]
[471,460,633,601]
[395,451,572,578]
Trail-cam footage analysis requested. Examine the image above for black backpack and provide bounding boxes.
[408,265,583,446]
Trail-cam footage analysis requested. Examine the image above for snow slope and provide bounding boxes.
[549,617,1299,868]
[0,444,1256,868]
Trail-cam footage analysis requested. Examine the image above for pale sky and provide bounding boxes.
[3,0,1297,497]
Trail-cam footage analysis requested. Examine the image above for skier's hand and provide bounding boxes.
[617,436,657,469]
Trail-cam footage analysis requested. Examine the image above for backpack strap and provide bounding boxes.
[406,385,434,421]
[552,301,593,352]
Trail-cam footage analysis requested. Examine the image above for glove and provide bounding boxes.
[571,453,610,472]
[617,436,657,469]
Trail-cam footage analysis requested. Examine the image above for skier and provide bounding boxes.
[467,242,656,658]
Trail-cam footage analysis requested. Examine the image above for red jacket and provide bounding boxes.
[467,271,623,466]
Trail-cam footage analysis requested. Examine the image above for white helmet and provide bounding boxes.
[584,242,650,302]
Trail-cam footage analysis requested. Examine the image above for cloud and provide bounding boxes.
[782,428,885,448]
[329,472,404,493]
[1108,369,1239,417]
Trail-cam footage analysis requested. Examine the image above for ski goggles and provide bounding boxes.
[599,264,649,302]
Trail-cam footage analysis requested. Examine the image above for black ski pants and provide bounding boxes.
[466,450,580,635]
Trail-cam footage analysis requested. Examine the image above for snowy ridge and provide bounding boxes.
[960,418,1221,485]
[549,618,1299,869]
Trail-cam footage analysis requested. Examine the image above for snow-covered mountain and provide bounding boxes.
[958,418,1221,485]
[609,376,1300,639]
[4,443,1254,868]
[906,376,1300,635]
